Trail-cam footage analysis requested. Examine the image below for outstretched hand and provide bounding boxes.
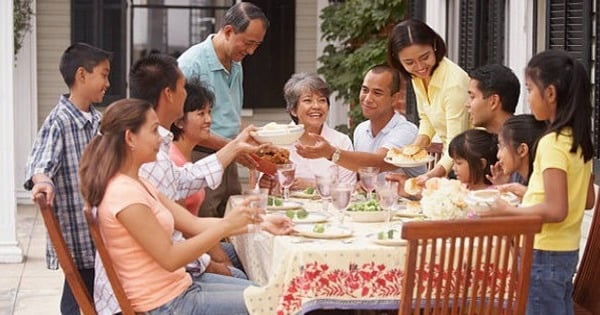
[496,183,527,200]
[294,133,333,160]
[232,125,269,168]
[262,214,294,235]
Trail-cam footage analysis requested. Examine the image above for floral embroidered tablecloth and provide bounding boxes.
[228,197,408,315]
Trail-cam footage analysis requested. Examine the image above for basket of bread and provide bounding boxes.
[384,145,433,167]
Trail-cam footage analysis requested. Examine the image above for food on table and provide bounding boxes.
[386,144,429,163]
[347,199,383,212]
[285,208,309,220]
[404,177,423,195]
[312,223,325,233]
[268,196,283,207]
[303,187,315,195]
[377,229,401,240]
[256,147,290,164]
[405,200,422,214]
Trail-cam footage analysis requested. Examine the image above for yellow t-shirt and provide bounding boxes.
[98,174,192,312]
[412,57,471,172]
[522,130,592,251]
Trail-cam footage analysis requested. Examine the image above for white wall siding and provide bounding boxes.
[36,0,70,125]
[295,0,318,73]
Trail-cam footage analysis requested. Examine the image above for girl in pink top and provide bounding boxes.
[79,99,293,313]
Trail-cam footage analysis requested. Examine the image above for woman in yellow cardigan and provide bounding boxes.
[387,19,470,181]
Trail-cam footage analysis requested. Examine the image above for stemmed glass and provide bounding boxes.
[376,178,399,229]
[330,183,353,225]
[276,163,296,201]
[358,167,379,200]
[315,174,336,212]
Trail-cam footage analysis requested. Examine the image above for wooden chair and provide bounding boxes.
[399,215,543,315]
[572,196,600,315]
[83,207,136,315]
[34,193,97,315]
[426,142,443,171]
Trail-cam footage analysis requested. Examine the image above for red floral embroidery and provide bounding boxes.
[276,261,513,315]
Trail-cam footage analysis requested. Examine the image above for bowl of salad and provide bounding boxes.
[346,200,388,222]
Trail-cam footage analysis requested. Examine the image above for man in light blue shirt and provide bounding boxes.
[296,64,425,177]
[178,2,269,217]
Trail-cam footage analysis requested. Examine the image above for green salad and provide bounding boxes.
[285,208,309,220]
[377,229,401,240]
[312,223,326,233]
[268,196,283,206]
[303,187,315,195]
[347,200,383,212]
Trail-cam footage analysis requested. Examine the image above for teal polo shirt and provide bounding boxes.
[178,35,244,139]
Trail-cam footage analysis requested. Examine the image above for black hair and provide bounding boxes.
[59,43,112,88]
[223,2,270,32]
[449,129,498,186]
[387,19,447,79]
[129,54,180,108]
[171,79,215,141]
[366,64,402,95]
[469,64,520,114]
[526,50,593,162]
[499,114,548,184]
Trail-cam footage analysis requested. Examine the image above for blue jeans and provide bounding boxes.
[145,274,254,315]
[60,268,94,315]
[526,249,579,315]
[220,242,246,276]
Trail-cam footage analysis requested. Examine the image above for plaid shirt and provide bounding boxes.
[94,126,223,314]
[24,95,102,270]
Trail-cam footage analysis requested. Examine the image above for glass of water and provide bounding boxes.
[358,167,379,201]
[330,182,353,225]
[376,178,398,229]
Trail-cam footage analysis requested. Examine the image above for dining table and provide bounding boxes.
[227,195,412,315]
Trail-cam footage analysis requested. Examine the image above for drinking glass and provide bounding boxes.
[241,188,269,237]
[277,163,296,201]
[358,167,379,200]
[315,174,336,212]
[330,183,353,225]
[376,179,398,229]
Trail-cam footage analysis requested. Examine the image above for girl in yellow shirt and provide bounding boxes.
[490,50,595,315]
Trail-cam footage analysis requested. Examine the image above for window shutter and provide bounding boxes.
[458,0,479,72]
[486,0,505,64]
[407,0,425,21]
[595,5,600,158]
[404,0,426,125]
[546,0,592,70]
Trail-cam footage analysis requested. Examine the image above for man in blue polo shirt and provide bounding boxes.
[178,2,269,217]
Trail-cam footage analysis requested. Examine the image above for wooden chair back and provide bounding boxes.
[399,215,542,315]
[573,196,600,314]
[34,193,97,315]
[426,143,443,171]
[83,207,136,315]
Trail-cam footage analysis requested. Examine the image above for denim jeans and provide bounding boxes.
[220,241,246,276]
[60,268,94,315]
[145,275,254,315]
[526,249,579,315]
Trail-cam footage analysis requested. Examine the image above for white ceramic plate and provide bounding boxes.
[290,191,320,199]
[292,212,329,224]
[267,200,304,211]
[465,190,520,213]
[367,229,407,246]
[294,224,353,239]
[384,156,434,168]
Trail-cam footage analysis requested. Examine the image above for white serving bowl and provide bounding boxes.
[347,210,388,223]
[465,189,519,213]
[251,124,304,145]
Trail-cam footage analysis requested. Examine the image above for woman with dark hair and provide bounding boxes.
[448,129,498,190]
[387,19,470,181]
[80,99,292,314]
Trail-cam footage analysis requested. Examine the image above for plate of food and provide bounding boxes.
[290,187,320,199]
[367,228,407,246]
[294,223,352,239]
[267,196,304,211]
[394,200,426,218]
[384,145,434,168]
[465,189,520,213]
[251,122,304,145]
[285,209,328,224]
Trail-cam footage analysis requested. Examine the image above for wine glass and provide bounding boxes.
[315,174,335,212]
[330,183,353,225]
[358,167,379,200]
[276,163,296,201]
[376,178,398,229]
[241,188,268,236]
